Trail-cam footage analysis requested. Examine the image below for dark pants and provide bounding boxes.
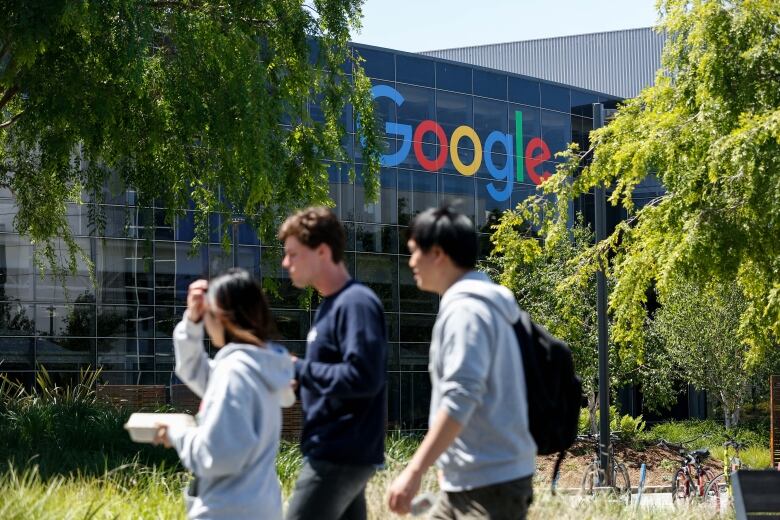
[285,458,376,520]
[430,475,533,520]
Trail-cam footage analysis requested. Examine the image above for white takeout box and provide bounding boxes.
[124,412,196,444]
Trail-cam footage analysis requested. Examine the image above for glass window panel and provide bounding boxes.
[65,203,90,237]
[571,90,598,117]
[541,109,572,158]
[154,209,174,241]
[398,257,438,314]
[476,179,511,231]
[238,221,259,246]
[436,62,471,94]
[399,314,436,343]
[339,167,356,222]
[473,69,507,100]
[478,232,493,261]
[176,211,196,242]
[387,371,401,430]
[154,306,181,339]
[100,205,131,238]
[511,183,541,207]
[355,224,398,254]
[473,98,508,144]
[386,313,399,343]
[208,245,232,279]
[98,353,155,372]
[98,337,154,358]
[100,371,156,385]
[436,91,472,145]
[355,47,395,80]
[0,301,35,335]
[380,169,398,224]
[0,337,34,370]
[97,305,154,338]
[35,302,95,338]
[396,53,435,87]
[508,76,540,106]
[439,174,475,224]
[400,371,431,430]
[540,83,570,112]
[273,309,310,342]
[356,253,398,312]
[397,170,412,227]
[97,238,154,305]
[571,115,590,151]
[0,237,34,302]
[355,165,381,223]
[36,238,94,302]
[261,248,303,309]
[396,84,435,134]
[411,171,438,216]
[0,200,16,233]
[36,337,96,370]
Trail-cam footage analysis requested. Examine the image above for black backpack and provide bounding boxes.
[513,310,582,484]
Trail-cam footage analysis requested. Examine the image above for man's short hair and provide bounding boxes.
[408,206,477,269]
[278,206,346,263]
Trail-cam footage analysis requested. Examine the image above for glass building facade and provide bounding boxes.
[0,44,650,430]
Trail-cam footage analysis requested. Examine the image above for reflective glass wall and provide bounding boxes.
[0,45,643,431]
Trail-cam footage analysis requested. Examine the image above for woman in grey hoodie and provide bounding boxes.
[154,268,295,520]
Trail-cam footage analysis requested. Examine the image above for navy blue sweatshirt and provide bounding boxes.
[294,279,387,465]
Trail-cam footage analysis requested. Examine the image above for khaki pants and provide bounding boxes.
[430,475,533,520]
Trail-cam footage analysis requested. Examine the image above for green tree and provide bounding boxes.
[504,0,780,364]
[489,214,619,433]
[649,277,777,428]
[0,0,380,276]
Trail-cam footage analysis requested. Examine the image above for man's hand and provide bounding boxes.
[186,279,209,323]
[152,424,172,448]
[387,465,423,515]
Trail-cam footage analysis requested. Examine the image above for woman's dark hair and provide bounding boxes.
[207,268,277,346]
[408,206,477,269]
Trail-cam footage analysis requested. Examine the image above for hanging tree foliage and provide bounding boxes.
[496,0,780,366]
[0,0,381,275]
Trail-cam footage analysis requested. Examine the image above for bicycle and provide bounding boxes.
[579,432,632,504]
[704,435,748,512]
[659,439,717,503]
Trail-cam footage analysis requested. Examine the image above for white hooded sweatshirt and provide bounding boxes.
[168,318,294,520]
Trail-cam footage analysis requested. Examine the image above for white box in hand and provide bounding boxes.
[124,413,196,443]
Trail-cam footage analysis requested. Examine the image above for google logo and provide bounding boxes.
[372,85,555,202]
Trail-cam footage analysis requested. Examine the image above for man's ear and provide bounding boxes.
[316,243,332,262]
[431,245,446,264]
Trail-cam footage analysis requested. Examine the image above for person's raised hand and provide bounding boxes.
[186,279,209,323]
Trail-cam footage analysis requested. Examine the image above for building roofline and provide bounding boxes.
[421,26,660,54]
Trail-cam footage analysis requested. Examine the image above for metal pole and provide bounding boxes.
[593,103,611,485]
[231,217,243,268]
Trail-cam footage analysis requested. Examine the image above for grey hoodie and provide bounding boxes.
[167,318,294,520]
[430,271,536,492]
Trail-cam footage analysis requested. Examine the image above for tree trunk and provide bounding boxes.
[588,390,598,434]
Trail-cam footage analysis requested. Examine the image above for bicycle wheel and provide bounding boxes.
[612,463,632,505]
[671,469,691,503]
[580,462,600,495]
[704,473,728,512]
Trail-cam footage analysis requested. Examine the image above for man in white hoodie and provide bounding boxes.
[387,207,536,519]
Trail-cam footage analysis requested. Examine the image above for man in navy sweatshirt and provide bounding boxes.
[279,206,387,520]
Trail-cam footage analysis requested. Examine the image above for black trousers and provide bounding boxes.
[285,458,376,520]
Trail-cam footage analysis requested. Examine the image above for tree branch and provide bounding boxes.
[0,85,19,111]
[0,110,24,130]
